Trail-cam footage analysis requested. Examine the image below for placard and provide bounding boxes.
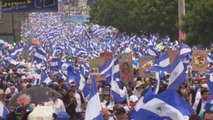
[139,56,155,77]
[119,60,134,84]
[192,50,207,71]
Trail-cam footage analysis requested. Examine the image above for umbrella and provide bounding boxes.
[8,86,62,107]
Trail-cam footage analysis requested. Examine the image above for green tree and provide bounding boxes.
[90,0,179,40]
[183,0,213,47]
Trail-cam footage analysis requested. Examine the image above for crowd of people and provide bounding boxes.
[0,12,213,120]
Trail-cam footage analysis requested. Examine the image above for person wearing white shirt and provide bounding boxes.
[44,94,66,114]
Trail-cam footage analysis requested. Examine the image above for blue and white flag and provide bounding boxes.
[204,98,213,111]
[85,76,103,120]
[75,71,90,98]
[10,46,24,59]
[39,71,52,85]
[33,47,47,63]
[150,52,170,71]
[129,90,193,120]
[111,78,127,104]
[0,38,5,49]
[0,101,9,120]
[208,75,213,96]
[167,57,186,90]
[99,58,114,77]
[80,62,90,77]
[208,53,213,63]
[146,45,159,57]
[180,43,191,57]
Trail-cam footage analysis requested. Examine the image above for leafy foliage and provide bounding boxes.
[90,0,178,40]
[183,0,213,47]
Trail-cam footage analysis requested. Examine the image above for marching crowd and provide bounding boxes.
[0,12,213,120]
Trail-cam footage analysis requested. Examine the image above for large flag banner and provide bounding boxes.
[119,60,134,84]
[192,50,207,71]
[167,50,180,65]
[2,0,58,12]
[139,56,155,77]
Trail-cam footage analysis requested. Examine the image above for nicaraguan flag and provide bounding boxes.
[150,52,170,71]
[85,76,103,120]
[99,58,114,77]
[0,38,5,49]
[146,45,159,57]
[33,47,47,63]
[111,78,127,104]
[204,98,213,111]
[208,75,213,96]
[208,53,213,63]
[39,71,52,85]
[10,46,24,59]
[0,101,9,120]
[129,90,193,120]
[180,43,192,57]
[167,57,186,90]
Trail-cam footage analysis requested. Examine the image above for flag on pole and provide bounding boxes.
[167,57,186,90]
[85,76,103,120]
[0,101,9,119]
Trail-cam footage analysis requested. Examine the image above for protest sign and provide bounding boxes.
[139,56,155,77]
[192,50,208,71]
[119,60,134,84]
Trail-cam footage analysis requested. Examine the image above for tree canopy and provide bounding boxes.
[183,0,213,47]
[90,0,213,47]
[90,0,178,40]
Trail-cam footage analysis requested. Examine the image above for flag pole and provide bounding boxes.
[178,0,185,42]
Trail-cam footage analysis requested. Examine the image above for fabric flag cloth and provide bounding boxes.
[99,57,114,77]
[150,52,170,72]
[180,43,191,57]
[146,45,159,57]
[39,71,52,85]
[0,38,5,49]
[85,76,103,120]
[74,71,90,98]
[208,53,213,63]
[110,78,127,104]
[10,46,24,59]
[167,56,186,90]
[204,97,213,111]
[0,101,9,120]
[208,75,213,96]
[33,47,47,63]
[129,90,193,120]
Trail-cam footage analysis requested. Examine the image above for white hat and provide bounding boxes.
[201,83,208,89]
[130,95,138,102]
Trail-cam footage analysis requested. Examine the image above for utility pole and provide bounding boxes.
[178,0,186,41]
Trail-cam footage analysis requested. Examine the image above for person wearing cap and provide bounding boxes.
[132,80,146,99]
[129,95,138,111]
